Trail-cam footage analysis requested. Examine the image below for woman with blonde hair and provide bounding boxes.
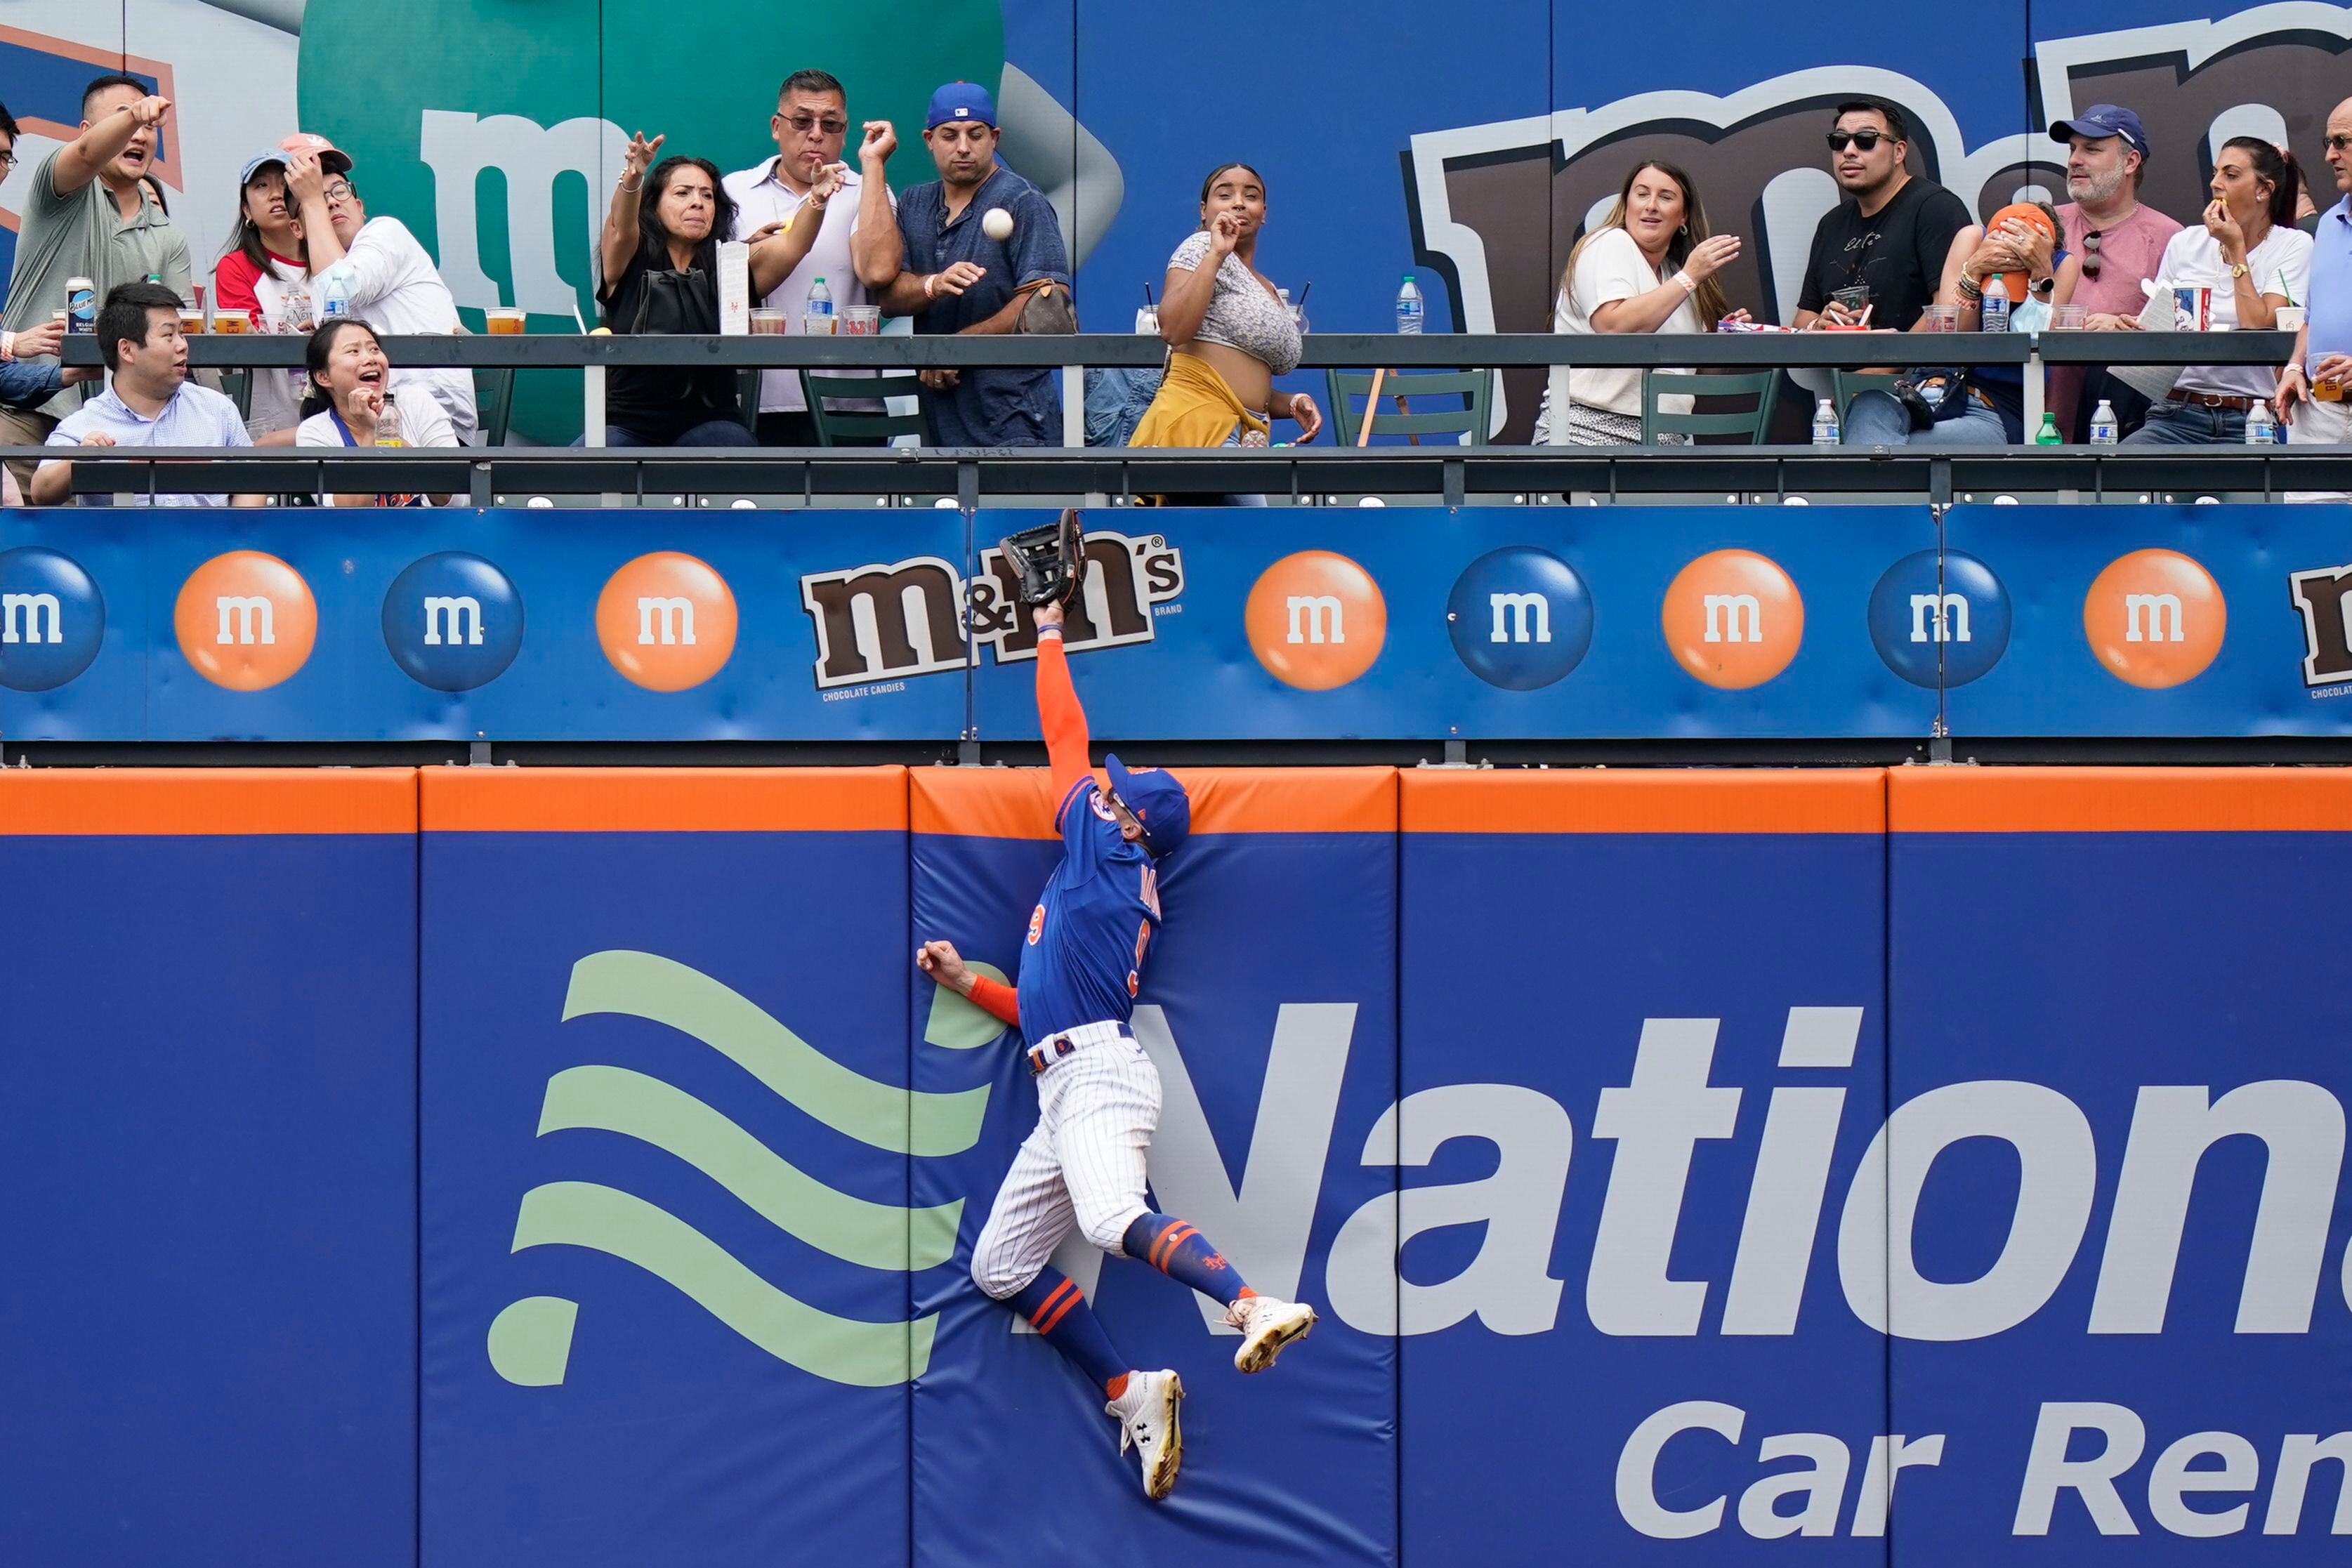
[1533,159,1745,444]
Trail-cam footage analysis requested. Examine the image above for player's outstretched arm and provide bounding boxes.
[917,939,1018,1026]
[1032,601,1091,812]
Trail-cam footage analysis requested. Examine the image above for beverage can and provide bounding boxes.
[65,277,95,334]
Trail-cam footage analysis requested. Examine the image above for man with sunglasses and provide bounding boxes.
[725,69,896,444]
[285,136,478,443]
[2276,99,2352,499]
[915,592,1318,1502]
[1792,101,1971,334]
[2050,105,2178,439]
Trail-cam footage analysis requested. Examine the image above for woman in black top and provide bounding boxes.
[594,131,824,445]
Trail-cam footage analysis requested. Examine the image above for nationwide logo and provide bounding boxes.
[172,550,317,692]
[1866,548,2011,689]
[797,527,1183,691]
[0,545,105,693]
[2286,559,2352,691]
[487,950,992,1390]
[1446,545,1594,691]
[382,550,525,692]
[596,551,737,692]
[1662,550,1803,690]
[1244,550,1387,692]
[2082,549,2224,689]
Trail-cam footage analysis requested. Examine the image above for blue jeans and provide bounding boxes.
[578,419,757,447]
[2121,400,2245,444]
[1841,389,2011,447]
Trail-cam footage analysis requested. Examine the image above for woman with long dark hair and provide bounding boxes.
[593,131,818,446]
[1129,162,1321,449]
[1533,159,1746,444]
[212,147,313,439]
[2123,136,2312,443]
[294,319,457,506]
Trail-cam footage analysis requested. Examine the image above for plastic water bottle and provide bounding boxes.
[2035,412,2063,445]
[1395,275,1424,334]
[318,262,352,323]
[1811,397,1839,447]
[2089,400,2119,444]
[2245,400,2276,444]
[803,276,835,336]
[374,389,402,448]
[1980,272,2010,332]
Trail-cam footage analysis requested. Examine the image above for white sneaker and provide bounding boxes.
[1108,1369,1184,1501]
[1225,1293,1318,1373]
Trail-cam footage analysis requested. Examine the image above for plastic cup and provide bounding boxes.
[179,305,205,335]
[1919,304,1960,333]
[843,305,881,336]
[2050,304,2089,330]
[2277,305,2308,333]
[749,308,789,335]
[212,309,249,335]
[485,308,526,335]
[1832,283,1871,315]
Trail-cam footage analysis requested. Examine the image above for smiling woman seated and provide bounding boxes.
[294,318,456,506]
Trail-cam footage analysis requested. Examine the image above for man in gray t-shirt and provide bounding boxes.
[0,76,190,470]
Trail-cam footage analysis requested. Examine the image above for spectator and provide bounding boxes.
[1792,100,1972,333]
[139,173,169,216]
[0,77,191,475]
[2275,97,2352,500]
[2051,105,2180,438]
[1530,159,1745,444]
[287,136,479,443]
[29,282,256,506]
[295,319,457,506]
[0,102,98,428]
[2122,137,2311,445]
[1844,204,2080,446]
[724,69,896,444]
[214,145,317,441]
[1131,162,1321,449]
[864,83,1072,446]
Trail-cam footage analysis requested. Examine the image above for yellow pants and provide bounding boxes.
[1127,352,1269,449]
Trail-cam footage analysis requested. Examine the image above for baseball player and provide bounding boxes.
[917,598,1317,1501]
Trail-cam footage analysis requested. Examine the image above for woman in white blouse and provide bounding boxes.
[1535,160,1745,444]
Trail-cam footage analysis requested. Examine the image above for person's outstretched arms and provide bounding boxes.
[1033,600,1091,822]
[917,939,1018,1026]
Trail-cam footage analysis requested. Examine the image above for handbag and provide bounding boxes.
[1010,277,1077,334]
[1888,369,1971,432]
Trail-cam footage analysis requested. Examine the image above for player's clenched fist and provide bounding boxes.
[916,939,974,995]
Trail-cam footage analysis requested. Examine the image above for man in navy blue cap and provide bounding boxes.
[859,81,1072,445]
[914,593,1318,1501]
[2051,103,2181,437]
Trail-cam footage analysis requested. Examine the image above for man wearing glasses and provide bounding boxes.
[1791,100,1971,334]
[284,134,478,443]
[725,69,898,445]
[2051,105,2178,440]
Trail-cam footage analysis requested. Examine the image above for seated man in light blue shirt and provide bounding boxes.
[29,281,258,506]
[2278,95,2352,501]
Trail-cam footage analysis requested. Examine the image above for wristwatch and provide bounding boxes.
[2229,261,2252,279]
[2030,275,2056,298]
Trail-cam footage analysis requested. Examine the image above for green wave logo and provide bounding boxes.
[487,950,997,1390]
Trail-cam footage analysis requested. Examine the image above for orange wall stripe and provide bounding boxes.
[912,766,1397,838]
[0,768,416,836]
[1402,769,1885,834]
[1891,767,2352,833]
[422,767,907,833]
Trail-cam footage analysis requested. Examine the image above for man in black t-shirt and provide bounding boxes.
[1793,100,1973,333]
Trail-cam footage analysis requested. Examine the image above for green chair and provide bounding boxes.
[1833,369,1905,420]
[474,367,517,446]
[1638,369,1780,444]
[1323,368,1494,447]
[800,369,929,444]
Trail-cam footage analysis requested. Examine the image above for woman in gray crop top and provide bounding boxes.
[1129,162,1323,449]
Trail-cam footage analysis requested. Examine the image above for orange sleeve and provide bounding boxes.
[1035,628,1092,809]
[968,974,1020,1027]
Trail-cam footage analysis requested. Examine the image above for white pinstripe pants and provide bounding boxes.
[969,1027,1162,1300]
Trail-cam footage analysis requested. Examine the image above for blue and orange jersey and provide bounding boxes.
[1010,628,1162,1041]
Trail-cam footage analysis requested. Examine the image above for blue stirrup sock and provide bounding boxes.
[1008,1266,1129,1398]
[1122,1212,1252,1307]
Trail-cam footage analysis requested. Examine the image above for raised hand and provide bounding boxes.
[1681,233,1740,281]
[623,131,665,179]
[930,261,987,298]
[860,121,897,165]
[1208,210,1243,256]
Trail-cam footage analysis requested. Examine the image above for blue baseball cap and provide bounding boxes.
[2049,105,2149,158]
[926,81,997,131]
[1103,755,1190,859]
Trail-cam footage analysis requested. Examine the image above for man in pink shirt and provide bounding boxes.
[2051,105,2181,437]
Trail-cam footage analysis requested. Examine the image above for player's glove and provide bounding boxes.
[999,508,1083,608]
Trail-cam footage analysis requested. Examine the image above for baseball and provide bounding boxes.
[981,206,1014,242]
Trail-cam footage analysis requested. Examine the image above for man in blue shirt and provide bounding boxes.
[2279,95,2352,500]
[29,282,256,506]
[863,82,1070,446]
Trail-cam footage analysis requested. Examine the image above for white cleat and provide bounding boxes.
[1225,1293,1318,1373]
[1109,1369,1184,1501]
